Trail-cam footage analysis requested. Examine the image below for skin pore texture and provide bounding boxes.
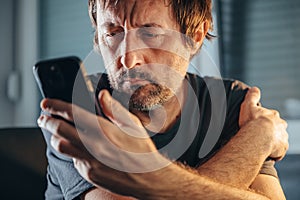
[38,0,288,199]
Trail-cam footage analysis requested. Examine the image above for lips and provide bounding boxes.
[123,78,151,86]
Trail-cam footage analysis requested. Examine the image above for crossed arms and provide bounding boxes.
[38,87,288,199]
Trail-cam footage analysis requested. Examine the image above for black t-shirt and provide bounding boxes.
[42,73,277,200]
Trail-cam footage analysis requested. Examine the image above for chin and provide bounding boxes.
[128,83,174,111]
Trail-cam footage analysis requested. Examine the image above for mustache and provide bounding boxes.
[116,69,155,83]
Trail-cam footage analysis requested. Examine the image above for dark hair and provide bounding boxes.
[88,0,214,49]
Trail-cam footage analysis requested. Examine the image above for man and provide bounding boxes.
[38,0,288,199]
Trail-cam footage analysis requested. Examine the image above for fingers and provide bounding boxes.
[41,98,110,132]
[244,87,261,106]
[98,90,151,140]
[40,98,74,121]
[37,114,92,159]
[50,135,89,159]
[38,114,82,148]
[270,129,289,161]
[239,87,263,127]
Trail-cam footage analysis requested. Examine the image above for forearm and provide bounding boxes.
[197,119,273,189]
[250,174,286,200]
[83,154,269,200]
[129,163,269,200]
[81,187,137,200]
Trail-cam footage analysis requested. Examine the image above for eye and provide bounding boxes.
[139,28,162,38]
[105,31,124,38]
[103,30,124,48]
[142,32,160,38]
[106,32,116,37]
[138,27,166,47]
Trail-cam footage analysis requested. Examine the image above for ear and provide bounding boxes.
[191,20,210,55]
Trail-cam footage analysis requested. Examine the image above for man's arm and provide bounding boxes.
[250,174,286,200]
[197,119,272,188]
[80,187,136,200]
[81,87,287,199]
[196,121,286,199]
[81,175,285,200]
[82,89,287,199]
[195,87,287,199]
[37,89,286,199]
[78,158,270,200]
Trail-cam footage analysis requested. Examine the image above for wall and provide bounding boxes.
[14,0,39,127]
[0,0,47,128]
[0,0,15,127]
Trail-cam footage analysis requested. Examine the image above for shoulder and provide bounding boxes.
[186,73,249,101]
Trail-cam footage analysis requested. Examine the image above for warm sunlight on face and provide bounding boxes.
[96,0,193,111]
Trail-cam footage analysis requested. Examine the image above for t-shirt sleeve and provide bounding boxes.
[42,127,94,200]
[217,79,250,148]
[223,80,278,178]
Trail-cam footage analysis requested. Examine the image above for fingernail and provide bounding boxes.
[44,100,50,109]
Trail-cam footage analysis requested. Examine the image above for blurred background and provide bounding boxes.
[0,0,299,199]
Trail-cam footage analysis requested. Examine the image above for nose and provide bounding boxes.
[120,31,143,69]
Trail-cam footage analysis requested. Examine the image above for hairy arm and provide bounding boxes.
[251,174,286,200]
[197,121,286,199]
[196,87,287,199]
[82,112,286,199]
[38,89,287,200]
[79,156,270,200]
[197,119,272,188]
[81,187,136,200]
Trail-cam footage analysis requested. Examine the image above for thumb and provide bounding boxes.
[98,90,142,128]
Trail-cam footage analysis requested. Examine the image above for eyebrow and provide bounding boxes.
[140,23,163,28]
[100,22,164,29]
[100,22,116,29]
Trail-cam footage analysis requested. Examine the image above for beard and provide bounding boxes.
[107,67,179,111]
[128,83,174,111]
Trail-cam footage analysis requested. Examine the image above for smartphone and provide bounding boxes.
[33,56,101,116]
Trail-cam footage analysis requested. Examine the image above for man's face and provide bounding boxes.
[96,0,194,111]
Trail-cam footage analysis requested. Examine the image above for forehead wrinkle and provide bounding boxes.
[98,0,179,31]
[129,0,137,27]
[97,2,123,28]
[98,0,137,29]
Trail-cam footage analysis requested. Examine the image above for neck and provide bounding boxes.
[131,81,187,133]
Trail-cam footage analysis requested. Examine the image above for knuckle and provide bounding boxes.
[279,118,288,129]
[272,110,280,117]
[283,120,288,128]
[282,120,288,129]
[53,121,64,136]
[86,169,95,182]
[50,135,66,154]
[64,104,74,120]
[86,162,99,182]
[56,138,66,153]
[43,115,52,125]
[50,135,60,150]
[56,141,64,153]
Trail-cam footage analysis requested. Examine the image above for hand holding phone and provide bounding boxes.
[33,56,101,116]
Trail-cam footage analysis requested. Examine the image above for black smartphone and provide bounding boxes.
[33,56,101,116]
